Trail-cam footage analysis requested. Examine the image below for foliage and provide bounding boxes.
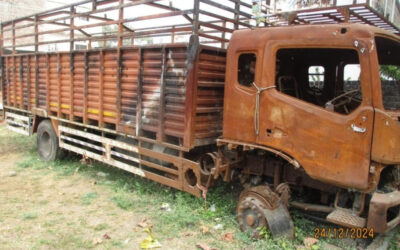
[380,65,400,80]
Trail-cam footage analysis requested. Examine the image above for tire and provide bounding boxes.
[37,120,65,161]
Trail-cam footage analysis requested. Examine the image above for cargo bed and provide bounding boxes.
[2,44,226,150]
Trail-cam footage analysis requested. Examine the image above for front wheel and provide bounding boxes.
[237,185,294,239]
[37,120,65,161]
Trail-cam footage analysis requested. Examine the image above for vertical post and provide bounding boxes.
[34,15,39,109]
[19,56,23,108]
[99,50,104,128]
[57,53,61,117]
[34,55,38,108]
[70,7,75,121]
[234,0,240,30]
[69,52,74,120]
[0,23,4,55]
[6,57,11,107]
[12,21,15,55]
[157,47,167,142]
[221,21,226,49]
[1,56,4,110]
[70,7,75,52]
[118,0,124,48]
[136,48,143,136]
[193,0,200,35]
[116,0,124,130]
[12,56,16,107]
[92,0,97,10]
[46,54,50,112]
[27,55,31,110]
[171,26,175,44]
[83,52,88,124]
[34,15,39,52]
[12,21,16,107]
[0,23,4,110]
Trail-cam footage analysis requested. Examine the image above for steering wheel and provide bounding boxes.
[325,89,361,114]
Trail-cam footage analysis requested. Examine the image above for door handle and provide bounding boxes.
[351,124,366,133]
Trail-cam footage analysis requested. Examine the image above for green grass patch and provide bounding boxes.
[22,212,38,220]
[110,194,135,210]
[94,223,109,231]
[80,192,98,205]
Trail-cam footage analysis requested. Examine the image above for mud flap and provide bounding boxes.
[263,202,294,239]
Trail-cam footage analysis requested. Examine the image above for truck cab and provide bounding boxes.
[222,23,400,234]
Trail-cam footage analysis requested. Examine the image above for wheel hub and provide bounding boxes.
[245,214,256,226]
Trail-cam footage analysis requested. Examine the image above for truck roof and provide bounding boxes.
[230,23,400,49]
[0,0,399,55]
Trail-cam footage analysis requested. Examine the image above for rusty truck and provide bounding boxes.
[1,0,399,238]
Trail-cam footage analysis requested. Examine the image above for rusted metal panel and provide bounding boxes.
[165,46,189,140]
[37,55,47,109]
[120,48,139,133]
[223,24,379,190]
[371,109,400,164]
[367,191,400,233]
[1,43,226,150]
[194,47,226,145]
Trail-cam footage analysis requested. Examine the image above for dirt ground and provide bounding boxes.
[0,135,146,249]
[0,123,399,250]
[0,124,209,250]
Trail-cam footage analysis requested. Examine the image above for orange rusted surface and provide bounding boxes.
[223,24,399,191]
[2,44,226,150]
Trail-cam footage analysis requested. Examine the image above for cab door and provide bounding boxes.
[257,41,374,190]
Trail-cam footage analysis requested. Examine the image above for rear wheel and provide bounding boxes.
[37,120,65,161]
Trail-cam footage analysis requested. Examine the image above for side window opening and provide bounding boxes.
[238,53,256,87]
[375,37,400,111]
[276,48,362,115]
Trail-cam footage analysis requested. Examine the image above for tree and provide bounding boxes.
[380,65,400,80]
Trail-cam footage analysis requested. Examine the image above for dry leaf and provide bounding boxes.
[196,243,218,250]
[200,225,209,235]
[103,233,111,239]
[137,217,149,228]
[304,237,318,248]
[92,238,103,245]
[222,233,234,242]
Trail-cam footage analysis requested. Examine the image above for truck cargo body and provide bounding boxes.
[2,44,226,150]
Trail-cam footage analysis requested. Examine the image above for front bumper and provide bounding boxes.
[367,191,400,233]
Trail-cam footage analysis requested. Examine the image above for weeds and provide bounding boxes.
[80,192,98,205]
[94,223,109,231]
[110,194,135,210]
[22,212,38,220]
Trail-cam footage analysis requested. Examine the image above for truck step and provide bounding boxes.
[327,209,366,228]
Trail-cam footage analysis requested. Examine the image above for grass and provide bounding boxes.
[110,194,135,210]
[1,125,399,250]
[81,192,99,205]
[22,212,38,220]
[94,223,109,231]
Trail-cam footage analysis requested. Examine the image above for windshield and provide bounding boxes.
[376,37,400,111]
